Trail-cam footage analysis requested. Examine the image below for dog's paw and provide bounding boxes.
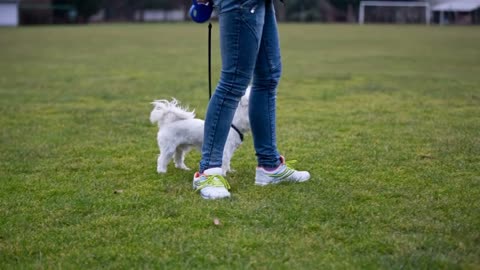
[157,168,167,174]
[175,164,191,171]
[226,168,236,174]
[222,167,235,176]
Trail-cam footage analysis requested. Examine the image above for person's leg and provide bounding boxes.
[250,0,281,169]
[194,0,267,199]
[199,0,266,173]
[249,1,311,185]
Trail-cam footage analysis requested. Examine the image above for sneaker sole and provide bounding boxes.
[255,177,310,186]
[201,193,231,200]
[254,181,271,186]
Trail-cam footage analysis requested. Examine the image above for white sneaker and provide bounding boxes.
[255,156,310,186]
[193,168,231,199]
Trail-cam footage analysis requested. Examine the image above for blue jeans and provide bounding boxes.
[200,0,282,172]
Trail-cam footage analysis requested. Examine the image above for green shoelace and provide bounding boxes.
[195,174,231,192]
[286,160,298,168]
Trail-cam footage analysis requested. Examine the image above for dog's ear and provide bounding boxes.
[151,100,169,110]
[170,98,179,107]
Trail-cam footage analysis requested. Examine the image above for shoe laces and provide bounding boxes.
[279,156,299,171]
[285,160,298,169]
[195,174,231,192]
[267,160,299,179]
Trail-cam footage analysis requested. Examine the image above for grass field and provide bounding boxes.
[0,23,479,269]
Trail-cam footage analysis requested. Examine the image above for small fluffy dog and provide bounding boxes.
[150,87,250,175]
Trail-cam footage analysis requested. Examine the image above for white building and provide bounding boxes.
[133,9,186,22]
[0,0,19,26]
[431,0,480,24]
[359,0,480,24]
[431,0,480,12]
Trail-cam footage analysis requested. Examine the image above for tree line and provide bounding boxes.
[52,0,420,22]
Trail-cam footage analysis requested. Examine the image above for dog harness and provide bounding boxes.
[230,124,244,142]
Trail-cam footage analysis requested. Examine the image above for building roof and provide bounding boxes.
[432,0,480,12]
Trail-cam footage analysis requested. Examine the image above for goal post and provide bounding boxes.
[359,1,431,24]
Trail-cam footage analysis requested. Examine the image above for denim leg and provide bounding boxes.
[250,0,282,169]
[199,0,265,173]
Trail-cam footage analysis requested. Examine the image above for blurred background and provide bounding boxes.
[1,0,479,26]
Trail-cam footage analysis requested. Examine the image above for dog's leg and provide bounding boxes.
[157,146,175,173]
[157,154,167,173]
[222,148,233,175]
[222,140,237,175]
[174,148,190,170]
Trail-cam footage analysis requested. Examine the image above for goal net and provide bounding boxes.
[359,1,431,24]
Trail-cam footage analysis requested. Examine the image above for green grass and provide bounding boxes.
[0,23,479,269]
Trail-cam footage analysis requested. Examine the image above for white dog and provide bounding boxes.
[150,87,250,175]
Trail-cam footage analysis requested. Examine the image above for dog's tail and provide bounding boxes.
[150,99,195,127]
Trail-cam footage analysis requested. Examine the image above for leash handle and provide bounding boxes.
[208,22,212,100]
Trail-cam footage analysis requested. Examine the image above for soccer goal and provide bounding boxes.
[359,1,431,24]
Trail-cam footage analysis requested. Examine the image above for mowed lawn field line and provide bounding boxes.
[0,24,479,269]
